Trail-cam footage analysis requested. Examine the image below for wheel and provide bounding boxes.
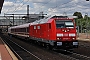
[46,45,50,50]
[46,44,53,50]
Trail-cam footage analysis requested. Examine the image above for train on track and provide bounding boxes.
[8,15,78,50]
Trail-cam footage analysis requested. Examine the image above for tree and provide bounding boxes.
[86,0,89,1]
[74,12,90,33]
[73,12,83,19]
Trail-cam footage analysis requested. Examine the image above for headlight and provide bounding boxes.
[57,34,63,37]
[57,38,61,40]
[57,38,59,40]
[69,33,75,36]
[72,38,75,40]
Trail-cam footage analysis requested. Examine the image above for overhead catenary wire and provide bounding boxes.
[5,0,16,13]
[5,0,21,13]
[5,0,78,14]
[33,0,52,14]
[12,0,28,13]
[5,0,81,14]
[5,0,90,16]
[5,0,26,13]
[53,0,74,8]
[59,0,88,9]
[47,0,74,15]
[50,0,90,15]
[34,0,75,14]
[64,2,90,14]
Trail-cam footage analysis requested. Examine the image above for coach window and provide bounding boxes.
[12,29,13,32]
[20,28,25,32]
[27,27,29,32]
[23,28,25,32]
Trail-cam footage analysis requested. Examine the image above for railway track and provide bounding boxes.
[58,49,90,60]
[0,34,41,60]
[0,33,71,60]
[53,41,90,60]
[1,33,90,60]
[79,41,90,48]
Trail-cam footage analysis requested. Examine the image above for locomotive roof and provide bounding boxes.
[8,15,74,29]
[51,16,68,18]
[31,15,74,25]
[30,15,54,25]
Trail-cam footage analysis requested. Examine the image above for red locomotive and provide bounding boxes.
[8,16,78,50]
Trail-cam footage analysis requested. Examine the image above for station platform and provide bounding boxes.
[77,33,90,42]
[0,37,18,60]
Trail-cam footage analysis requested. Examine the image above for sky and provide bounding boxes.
[1,0,90,16]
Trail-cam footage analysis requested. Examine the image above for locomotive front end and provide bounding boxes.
[55,18,78,49]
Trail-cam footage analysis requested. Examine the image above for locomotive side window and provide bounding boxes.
[37,26,40,29]
[34,26,36,29]
[56,20,74,28]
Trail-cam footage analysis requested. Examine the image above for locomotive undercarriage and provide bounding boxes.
[8,33,78,50]
[29,37,78,50]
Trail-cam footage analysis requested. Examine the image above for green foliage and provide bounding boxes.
[73,12,90,33]
[75,14,90,33]
[73,12,83,19]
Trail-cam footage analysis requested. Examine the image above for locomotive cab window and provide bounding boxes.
[56,20,74,28]
[65,22,74,28]
[56,22,65,28]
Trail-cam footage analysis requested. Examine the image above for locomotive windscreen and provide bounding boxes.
[55,20,74,28]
